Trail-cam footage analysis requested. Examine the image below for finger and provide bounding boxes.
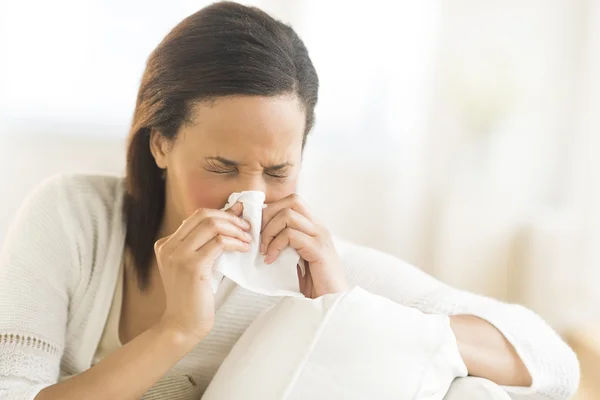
[264,228,317,264]
[154,236,169,250]
[154,235,174,260]
[262,193,312,232]
[172,208,250,243]
[225,202,244,217]
[225,202,250,230]
[179,217,253,253]
[260,208,317,255]
[191,234,251,279]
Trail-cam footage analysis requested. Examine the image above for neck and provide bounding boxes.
[157,208,183,241]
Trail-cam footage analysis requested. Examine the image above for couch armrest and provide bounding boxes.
[444,377,511,400]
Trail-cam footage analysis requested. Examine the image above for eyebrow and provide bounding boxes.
[205,156,293,170]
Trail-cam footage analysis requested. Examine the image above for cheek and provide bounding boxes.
[264,177,299,204]
[179,172,232,215]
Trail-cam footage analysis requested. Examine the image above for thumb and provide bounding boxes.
[226,202,244,217]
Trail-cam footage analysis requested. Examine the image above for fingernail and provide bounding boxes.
[265,250,278,264]
[240,218,250,228]
[260,243,265,254]
[245,232,253,241]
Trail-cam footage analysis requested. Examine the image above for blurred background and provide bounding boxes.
[0,0,598,397]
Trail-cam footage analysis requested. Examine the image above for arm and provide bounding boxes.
[411,286,579,399]
[0,176,252,399]
[336,238,580,400]
[450,315,532,387]
[1,177,193,400]
[1,177,74,398]
[36,320,197,400]
[0,177,191,399]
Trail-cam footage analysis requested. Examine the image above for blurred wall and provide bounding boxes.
[1,0,599,332]
[422,0,593,328]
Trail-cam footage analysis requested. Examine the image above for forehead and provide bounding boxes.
[178,95,306,154]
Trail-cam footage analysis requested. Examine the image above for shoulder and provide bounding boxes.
[22,174,125,224]
[2,174,127,302]
[29,172,126,240]
[30,173,124,208]
[15,172,126,237]
[17,173,126,261]
[16,174,127,288]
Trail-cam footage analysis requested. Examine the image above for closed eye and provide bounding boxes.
[264,171,288,179]
[204,159,236,174]
[209,168,236,174]
[264,165,291,180]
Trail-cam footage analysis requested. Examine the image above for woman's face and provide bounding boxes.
[151,95,306,221]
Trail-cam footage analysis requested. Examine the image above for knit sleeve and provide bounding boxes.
[0,176,79,399]
[336,238,580,400]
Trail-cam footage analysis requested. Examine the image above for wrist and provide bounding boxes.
[155,318,206,350]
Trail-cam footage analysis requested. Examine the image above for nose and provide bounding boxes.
[234,175,268,196]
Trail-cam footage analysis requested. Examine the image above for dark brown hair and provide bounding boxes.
[123,1,319,289]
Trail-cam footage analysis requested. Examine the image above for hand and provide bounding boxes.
[154,203,252,341]
[260,194,348,298]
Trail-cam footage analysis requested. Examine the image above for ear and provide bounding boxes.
[149,129,170,170]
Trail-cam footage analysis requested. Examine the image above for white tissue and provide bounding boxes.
[212,191,304,297]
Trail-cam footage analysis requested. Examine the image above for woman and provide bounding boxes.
[0,2,579,399]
